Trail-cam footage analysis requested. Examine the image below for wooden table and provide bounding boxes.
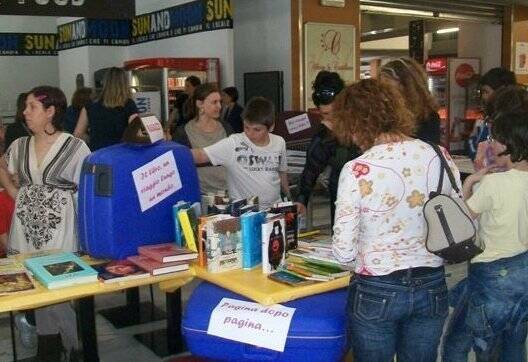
[1,270,193,361]
[160,264,350,306]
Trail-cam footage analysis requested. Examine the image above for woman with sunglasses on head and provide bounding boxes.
[379,57,441,144]
[296,71,361,222]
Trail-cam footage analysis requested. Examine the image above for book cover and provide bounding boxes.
[240,211,266,269]
[197,216,209,267]
[172,201,190,247]
[268,270,314,287]
[178,208,198,252]
[24,252,98,289]
[271,202,298,251]
[0,259,35,295]
[138,243,198,263]
[127,255,190,276]
[92,260,149,283]
[205,215,243,273]
[261,214,286,274]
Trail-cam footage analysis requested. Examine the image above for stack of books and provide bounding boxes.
[127,243,197,276]
[24,252,99,289]
[267,243,351,286]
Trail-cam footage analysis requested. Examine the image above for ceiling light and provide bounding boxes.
[436,27,459,34]
[360,5,434,17]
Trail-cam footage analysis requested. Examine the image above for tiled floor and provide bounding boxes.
[0,194,525,361]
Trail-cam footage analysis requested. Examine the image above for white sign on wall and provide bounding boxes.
[132,151,182,212]
[133,91,162,121]
[207,298,296,352]
[515,42,528,75]
[285,113,311,134]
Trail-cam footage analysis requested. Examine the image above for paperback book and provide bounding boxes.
[0,259,35,295]
[24,252,98,289]
[127,255,190,276]
[268,270,314,287]
[138,243,198,263]
[205,215,242,273]
[261,214,286,274]
[178,207,199,252]
[271,202,298,251]
[92,260,149,283]
[240,210,266,269]
[172,201,190,247]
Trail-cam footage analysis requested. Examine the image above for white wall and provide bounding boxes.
[0,16,59,119]
[233,0,292,110]
[458,22,502,74]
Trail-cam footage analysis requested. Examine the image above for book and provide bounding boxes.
[268,270,314,287]
[0,259,35,295]
[172,201,190,247]
[197,216,210,267]
[261,214,286,274]
[205,215,243,273]
[178,207,199,252]
[138,243,198,263]
[92,260,149,283]
[271,202,298,251]
[240,210,266,269]
[24,252,98,289]
[127,255,190,276]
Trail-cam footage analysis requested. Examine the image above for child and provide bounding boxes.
[443,111,528,361]
[191,97,290,210]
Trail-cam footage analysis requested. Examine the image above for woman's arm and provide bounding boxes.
[296,129,335,207]
[0,158,18,199]
[73,107,89,141]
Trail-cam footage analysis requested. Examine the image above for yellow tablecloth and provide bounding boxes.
[159,264,351,306]
[0,270,193,313]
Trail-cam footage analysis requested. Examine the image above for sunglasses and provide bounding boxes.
[312,89,337,107]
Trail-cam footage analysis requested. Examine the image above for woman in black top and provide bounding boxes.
[296,71,361,224]
[4,92,30,151]
[74,67,138,150]
[379,57,441,144]
[221,86,244,133]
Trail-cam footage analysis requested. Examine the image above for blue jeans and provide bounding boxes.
[443,251,528,362]
[347,267,448,362]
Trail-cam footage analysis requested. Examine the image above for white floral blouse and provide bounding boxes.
[332,139,462,276]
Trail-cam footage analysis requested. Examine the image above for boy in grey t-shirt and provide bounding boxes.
[191,97,290,209]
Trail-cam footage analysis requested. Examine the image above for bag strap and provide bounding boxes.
[427,142,460,194]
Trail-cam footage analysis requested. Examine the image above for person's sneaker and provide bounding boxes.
[14,314,37,348]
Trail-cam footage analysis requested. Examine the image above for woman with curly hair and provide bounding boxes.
[331,79,462,362]
[379,57,441,144]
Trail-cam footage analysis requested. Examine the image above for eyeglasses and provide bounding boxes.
[312,88,337,107]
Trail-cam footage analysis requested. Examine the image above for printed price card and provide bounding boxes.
[132,151,182,212]
[285,113,311,134]
[207,297,296,352]
[140,115,164,143]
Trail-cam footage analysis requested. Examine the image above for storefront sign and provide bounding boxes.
[132,151,182,212]
[207,298,295,352]
[57,18,130,50]
[0,0,135,19]
[134,91,162,122]
[130,0,232,45]
[0,32,57,56]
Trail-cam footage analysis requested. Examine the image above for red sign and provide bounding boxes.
[426,58,448,74]
[455,63,476,87]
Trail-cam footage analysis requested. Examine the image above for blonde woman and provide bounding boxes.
[379,57,441,144]
[74,67,137,150]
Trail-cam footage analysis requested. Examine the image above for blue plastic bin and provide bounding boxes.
[182,282,348,361]
[78,141,200,259]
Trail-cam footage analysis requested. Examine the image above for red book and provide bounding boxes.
[127,255,190,276]
[137,243,198,263]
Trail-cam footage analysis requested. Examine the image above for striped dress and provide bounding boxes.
[4,133,90,254]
